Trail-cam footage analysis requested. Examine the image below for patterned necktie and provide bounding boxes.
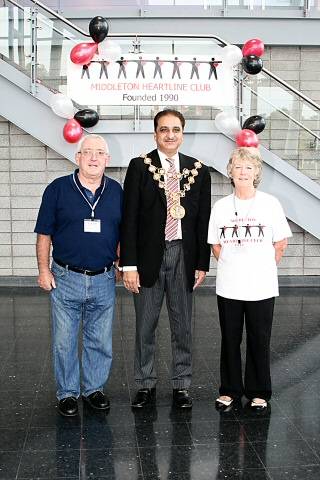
[165,157,179,241]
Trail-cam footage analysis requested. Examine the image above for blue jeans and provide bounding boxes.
[50,260,115,400]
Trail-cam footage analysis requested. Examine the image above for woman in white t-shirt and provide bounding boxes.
[208,147,292,411]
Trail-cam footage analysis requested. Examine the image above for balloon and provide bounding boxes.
[50,93,74,119]
[242,55,263,75]
[242,115,266,134]
[223,44,243,67]
[89,16,109,44]
[63,119,83,143]
[70,42,97,65]
[242,38,264,57]
[74,109,99,128]
[98,39,122,62]
[215,111,241,137]
[236,129,259,148]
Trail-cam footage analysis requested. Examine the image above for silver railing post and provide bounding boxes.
[134,105,141,132]
[304,0,311,17]
[222,0,227,16]
[130,36,143,54]
[131,36,142,131]
[30,5,38,95]
[237,64,244,127]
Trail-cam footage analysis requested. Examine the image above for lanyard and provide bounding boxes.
[73,173,107,219]
[233,193,256,219]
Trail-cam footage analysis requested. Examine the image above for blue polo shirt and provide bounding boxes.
[35,170,123,270]
[73,169,104,205]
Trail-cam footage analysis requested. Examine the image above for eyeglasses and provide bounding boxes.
[80,149,110,157]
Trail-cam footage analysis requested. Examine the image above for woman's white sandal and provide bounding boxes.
[215,397,233,409]
[251,398,267,409]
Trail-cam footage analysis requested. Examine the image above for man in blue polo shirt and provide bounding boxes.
[35,134,123,417]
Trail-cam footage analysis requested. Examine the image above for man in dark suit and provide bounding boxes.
[120,109,211,409]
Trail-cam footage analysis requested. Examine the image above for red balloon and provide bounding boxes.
[235,129,259,148]
[70,42,98,65]
[63,119,83,143]
[242,38,264,57]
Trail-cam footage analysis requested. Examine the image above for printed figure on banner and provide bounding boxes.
[67,50,234,108]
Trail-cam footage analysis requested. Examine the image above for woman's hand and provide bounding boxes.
[274,238,288,264]
[212,244,221,260]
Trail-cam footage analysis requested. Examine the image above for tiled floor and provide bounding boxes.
[1,286,320,479]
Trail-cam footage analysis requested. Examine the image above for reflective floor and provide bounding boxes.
[1,287,320,479]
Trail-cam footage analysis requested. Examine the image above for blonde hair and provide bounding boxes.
[227,147,262,188]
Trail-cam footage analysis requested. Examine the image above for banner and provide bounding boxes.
[67,52,235,107]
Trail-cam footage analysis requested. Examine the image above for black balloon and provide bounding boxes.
[242,55,263,75]
[89,16,109,44]
[74,109,99,128]
[242,115,266,134]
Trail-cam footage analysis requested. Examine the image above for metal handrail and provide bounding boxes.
[5,0,314,17]
[3,0,320,140]
[5,0,90,37]
[243,83,320,142]
[4,0,81,43]
[6,0,320,113]
[261,67,320,112]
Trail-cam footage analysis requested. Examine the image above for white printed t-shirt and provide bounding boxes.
[207,191,292,301]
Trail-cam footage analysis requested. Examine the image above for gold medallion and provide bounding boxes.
[170,203,185,219]
[140,154,203,207]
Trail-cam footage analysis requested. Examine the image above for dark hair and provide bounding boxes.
[154,109,185,131]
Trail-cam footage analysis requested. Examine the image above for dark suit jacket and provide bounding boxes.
[120,149,211,291]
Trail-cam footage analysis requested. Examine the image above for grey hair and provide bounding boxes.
[77,134,109,153]
[227,147,262,188]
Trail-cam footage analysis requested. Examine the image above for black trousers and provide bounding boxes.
[217,295,275,401]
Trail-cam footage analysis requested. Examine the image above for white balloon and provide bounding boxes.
[223,44,243,67]
[50,93,74,119]
[98,40,122,62]
[215,111,241,137]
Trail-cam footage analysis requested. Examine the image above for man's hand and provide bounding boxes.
[123,271,140,293]
[115,269,123,283]
[37,269,56,291]
[36,234,54,291]
[193,270,206,290]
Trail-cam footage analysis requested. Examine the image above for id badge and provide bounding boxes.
[84,219,101,233]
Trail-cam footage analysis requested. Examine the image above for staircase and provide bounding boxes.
[1,0,320,242]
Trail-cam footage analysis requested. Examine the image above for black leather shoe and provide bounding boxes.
[172,389,193,409]
[82,391,110,410]
[131,388,156,408]
[58,396,78,417]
